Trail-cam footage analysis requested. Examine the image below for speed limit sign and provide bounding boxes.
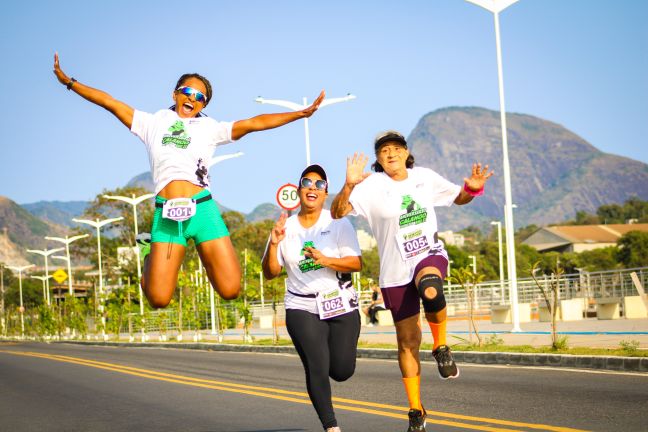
[276,183,300,211]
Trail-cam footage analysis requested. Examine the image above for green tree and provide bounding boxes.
[616,231,648,268]
[575,247,619,272]
[597,203,624,224]
[360,247,380,282]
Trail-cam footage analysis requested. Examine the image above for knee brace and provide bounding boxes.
[417,274,446,313]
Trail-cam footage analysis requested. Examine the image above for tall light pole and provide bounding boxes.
[466,0,521,332]
[103,193,154,341]
[490,220,505,302]
[26,247,64,305]
[468,255,477,274]
[45,234,89,296]
[255,93,356,165]
[0,263,5,336]
[210,151,244,168]
[30,275,53,305]
[73,217,123,341]
[7,264,35,337]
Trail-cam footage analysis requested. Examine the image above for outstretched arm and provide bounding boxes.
[330,153,370,219]
[454,163,494,205]
[53,53,134,129]
[231,91,325,141]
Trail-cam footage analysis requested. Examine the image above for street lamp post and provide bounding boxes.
[468,255,477,274]
[30,275,53,305]
[0,263,5,335]
[490,220,505,303]
[7,264,35,337]
[103,193,154,341]
[466,0,521,332]
[255,93,356,165]
[45,234,89,296]
[26,247,64,305]
[73,217,124,340]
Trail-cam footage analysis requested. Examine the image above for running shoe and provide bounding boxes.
[407,407,427,432]
[136,233,151,260]
[325,427,341,432]
[432,345,459,379]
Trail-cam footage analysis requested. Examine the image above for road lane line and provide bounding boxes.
[0,349,589,432]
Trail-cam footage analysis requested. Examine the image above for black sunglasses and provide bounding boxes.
[300,177,327,190]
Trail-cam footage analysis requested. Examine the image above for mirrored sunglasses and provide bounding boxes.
[176,86,208,104]
[300,177,327,190]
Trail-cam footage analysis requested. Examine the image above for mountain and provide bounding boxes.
[125,171,155,191]
[408,107,648,230]
[11,106,648,251]
[21,201,89,227]
[247,203,282,222]
[0,196,68,265]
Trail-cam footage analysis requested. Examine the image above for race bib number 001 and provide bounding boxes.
[162,198,196,222]
[316,288,355,320]
[396,227,431,261]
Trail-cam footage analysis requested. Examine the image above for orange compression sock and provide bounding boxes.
[428,319,447,350]
[402,376,422,410]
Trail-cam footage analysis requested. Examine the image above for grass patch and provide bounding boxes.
[356,340,648,357]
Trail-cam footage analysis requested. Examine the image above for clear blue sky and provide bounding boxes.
[1,0,646,213]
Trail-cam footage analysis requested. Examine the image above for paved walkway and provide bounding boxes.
[166,316,648,349]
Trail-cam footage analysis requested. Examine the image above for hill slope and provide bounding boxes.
[408,107,648,230]
[0,196,68,265]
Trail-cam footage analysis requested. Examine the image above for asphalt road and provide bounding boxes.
[0,342,646,432]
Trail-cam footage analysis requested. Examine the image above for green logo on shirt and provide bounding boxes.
[162,121,191,149]
[298,241,322,273]
[399,195,427,227]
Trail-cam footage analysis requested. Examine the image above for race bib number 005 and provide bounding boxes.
[162,198,196,222]
[396,228,431,261]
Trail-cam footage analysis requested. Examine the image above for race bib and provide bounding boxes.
[316,288,355,320]
[162,198,196,222]
[396,226,431,261]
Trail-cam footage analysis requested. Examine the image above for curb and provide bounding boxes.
[55,341,648,373]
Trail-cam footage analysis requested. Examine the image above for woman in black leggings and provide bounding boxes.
[262,164,362,432]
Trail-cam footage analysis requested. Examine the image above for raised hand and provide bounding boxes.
[53,52,71,86]
[270,212,288,245]
[302,90,325,118]
[304,247,328,267]
[345,153,371,187]
[463,163,494,192]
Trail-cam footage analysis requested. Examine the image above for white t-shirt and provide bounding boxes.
[349,167,461,288]
[130,109,234,194]
[275,211,362,314]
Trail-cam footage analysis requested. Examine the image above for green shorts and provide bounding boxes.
[151,190,229,246]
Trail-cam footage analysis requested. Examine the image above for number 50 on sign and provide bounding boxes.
[276,183,300,211]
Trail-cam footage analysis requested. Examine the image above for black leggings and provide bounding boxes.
[286,309,361,429]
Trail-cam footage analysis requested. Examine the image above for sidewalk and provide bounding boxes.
[357,317,648,349]
[201,316,648,349]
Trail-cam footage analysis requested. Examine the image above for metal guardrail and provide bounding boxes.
[443,267,647,315]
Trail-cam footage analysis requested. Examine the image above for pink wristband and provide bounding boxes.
[464,183,484,197]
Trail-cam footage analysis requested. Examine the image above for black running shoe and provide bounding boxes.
[432,345,459,379]
[407,407,427,432]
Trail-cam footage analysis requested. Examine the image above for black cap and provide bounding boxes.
[374,130,407,151]
[300,164,328,182]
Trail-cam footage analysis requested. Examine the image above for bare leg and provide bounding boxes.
[196,236,242,300]
[394,314,422,378]
[142,242,186,308]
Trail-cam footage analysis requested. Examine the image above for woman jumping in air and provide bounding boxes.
[53,53,324,307]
